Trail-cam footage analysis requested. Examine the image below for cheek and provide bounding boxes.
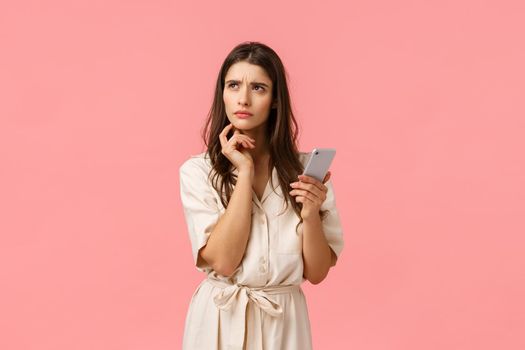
[223,94,233,109]
[255,97,272,111]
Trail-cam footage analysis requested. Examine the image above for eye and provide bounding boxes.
[227,82,238,88]
[254,85,265,91]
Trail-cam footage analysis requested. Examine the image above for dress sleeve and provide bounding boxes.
[179,158,221,272]
[320,179,345,261]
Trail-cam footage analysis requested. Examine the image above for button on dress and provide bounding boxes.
[179,151,344,350]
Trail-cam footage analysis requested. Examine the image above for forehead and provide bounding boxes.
[225,61,272,84]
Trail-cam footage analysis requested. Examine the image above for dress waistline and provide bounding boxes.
[205,278,301,350]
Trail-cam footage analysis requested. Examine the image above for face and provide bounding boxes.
[223,61,277,131]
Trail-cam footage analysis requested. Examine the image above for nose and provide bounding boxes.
[238,85,250,106]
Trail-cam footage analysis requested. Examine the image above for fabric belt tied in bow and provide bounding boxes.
[206,278,300,350]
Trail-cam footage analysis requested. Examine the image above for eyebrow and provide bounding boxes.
[225,79,270,88]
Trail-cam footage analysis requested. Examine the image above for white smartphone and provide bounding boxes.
[302,148,336,182]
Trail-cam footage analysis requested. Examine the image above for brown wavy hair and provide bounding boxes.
[200,41,328,234]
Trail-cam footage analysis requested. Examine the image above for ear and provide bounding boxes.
[272,100,277,109]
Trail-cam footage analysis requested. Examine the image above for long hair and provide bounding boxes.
[200,41,328,234]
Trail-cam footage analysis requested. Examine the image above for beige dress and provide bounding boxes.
[179,151,344,350]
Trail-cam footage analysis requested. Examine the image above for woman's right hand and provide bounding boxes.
[219,123,255,172]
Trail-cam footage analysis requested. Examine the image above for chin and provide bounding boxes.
[233,119,254,127]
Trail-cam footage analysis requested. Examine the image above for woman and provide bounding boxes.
[179,41,344,350]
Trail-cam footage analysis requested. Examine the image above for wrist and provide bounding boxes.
[237,167,254,181]
[238,166,254,175]
[302,211,321,224]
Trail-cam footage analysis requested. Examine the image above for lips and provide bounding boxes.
[235,111,253,118]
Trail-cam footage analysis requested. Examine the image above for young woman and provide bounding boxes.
[179,41,344,350]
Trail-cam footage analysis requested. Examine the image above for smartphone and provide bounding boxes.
[302,148,336,182]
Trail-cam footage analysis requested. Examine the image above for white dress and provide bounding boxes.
[179,151,344,350]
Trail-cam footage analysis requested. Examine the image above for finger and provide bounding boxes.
[221,123,233,136]
[240,135,256,143]
[322,171,331,184]
[220,123,234,140]
[235,136,254,149]
[295,196,312,205]
[231,127,255,142]
[296,194,321,207]
[235,137,246,148]
[244,139,255,148]
[231,134,255,147]
[289,187,325,204]
[219,124,233,148]
[293,179,326,201]
[237,133,255,142]
[297,174,326,193]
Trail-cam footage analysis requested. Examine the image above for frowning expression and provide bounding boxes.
[223,61,276,130]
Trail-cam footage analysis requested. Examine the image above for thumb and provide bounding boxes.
[323,171,331,184]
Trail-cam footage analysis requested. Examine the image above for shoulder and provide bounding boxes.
[179,151,213,178]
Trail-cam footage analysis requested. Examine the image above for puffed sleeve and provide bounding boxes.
[179,157,221,272]
[320,179,344,261]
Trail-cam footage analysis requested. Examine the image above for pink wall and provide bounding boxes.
[1,1,524,349]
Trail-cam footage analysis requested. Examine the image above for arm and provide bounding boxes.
[199,168,254,277]
[289,172,340,285]
[302,214,337,284]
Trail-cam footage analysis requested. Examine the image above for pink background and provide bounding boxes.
[1,1,524,349]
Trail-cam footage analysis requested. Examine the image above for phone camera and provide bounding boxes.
[315,151,318,155]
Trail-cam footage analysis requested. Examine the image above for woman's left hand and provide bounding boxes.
[289,171,331,220]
